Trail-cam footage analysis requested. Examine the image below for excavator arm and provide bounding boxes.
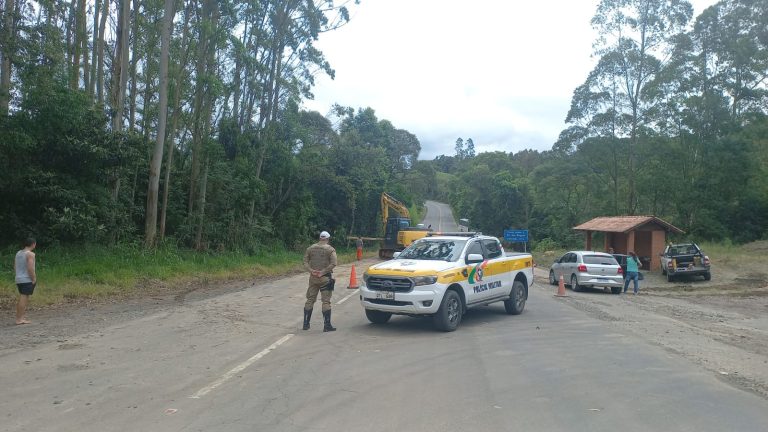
[381,192,410,229]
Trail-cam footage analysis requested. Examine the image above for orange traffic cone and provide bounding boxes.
[554,274,567,297]
[347,265,360,289]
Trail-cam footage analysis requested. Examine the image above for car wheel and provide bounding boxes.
[667,272,674,282]
[365,309,392,324]
[611,287,622,294]
[549,270,557,286]
[433,290,462,332]
[571,275,581,292]
[504,280,526,315]
[703,272,711,281]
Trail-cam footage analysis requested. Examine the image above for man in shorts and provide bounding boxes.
[14,238,37,325]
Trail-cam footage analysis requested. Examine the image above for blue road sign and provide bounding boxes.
[504,229,529,242]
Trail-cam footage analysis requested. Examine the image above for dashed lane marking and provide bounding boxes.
[336,289,359,305]
[189,333,294,399]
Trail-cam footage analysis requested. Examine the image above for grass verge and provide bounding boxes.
[1,243,375,308]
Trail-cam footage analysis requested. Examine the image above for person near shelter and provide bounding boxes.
[302,231,337,332]
[623,251,641,295]
[14,238,37,325]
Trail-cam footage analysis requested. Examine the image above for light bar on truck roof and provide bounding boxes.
[426,231,481,237]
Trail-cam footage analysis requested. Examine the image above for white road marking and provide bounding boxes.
[336,289,360,305]
[189,333,294,399]
[438,203,443,231]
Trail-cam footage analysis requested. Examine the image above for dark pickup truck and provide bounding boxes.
[660,243,711,282]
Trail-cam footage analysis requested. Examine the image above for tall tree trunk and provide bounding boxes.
[188,0,215,215]
[88,0,102,97]
[145,0,175,248]
[96,0,109,104]
[109,0,130,243]
[111,0,130,131]
[194,158,209,251]
[80,0,90,92]
[128,0,140,131]
[0,0,16,115]
[65,0,76,72]
[159,0,193,241]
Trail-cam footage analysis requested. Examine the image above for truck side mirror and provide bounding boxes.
[466,253,484,264]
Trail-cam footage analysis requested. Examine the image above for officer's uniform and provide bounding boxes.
[303,235,337,331]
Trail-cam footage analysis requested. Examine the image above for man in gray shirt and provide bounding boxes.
[14,237,37,325]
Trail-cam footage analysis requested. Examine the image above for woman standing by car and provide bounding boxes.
[623,251,641,294]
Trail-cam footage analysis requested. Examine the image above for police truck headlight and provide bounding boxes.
[412,276,438,286]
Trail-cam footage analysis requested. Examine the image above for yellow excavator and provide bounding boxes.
[379,192,431,259]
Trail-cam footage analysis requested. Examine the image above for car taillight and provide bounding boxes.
[618,267,624,275]
[578,264,587,272]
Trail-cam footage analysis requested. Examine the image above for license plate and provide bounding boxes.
[598,278,609,282]
[376,291,395,300]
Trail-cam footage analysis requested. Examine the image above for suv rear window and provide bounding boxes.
[583,255,617,265]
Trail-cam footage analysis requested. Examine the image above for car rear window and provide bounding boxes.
[583,255,618,265]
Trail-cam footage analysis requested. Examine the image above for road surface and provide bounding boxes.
[2,259,768,431]
[421,200,459,232]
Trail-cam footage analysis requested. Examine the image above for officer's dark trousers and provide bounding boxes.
[305,275,332,312]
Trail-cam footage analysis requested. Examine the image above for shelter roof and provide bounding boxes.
[573,216,684,234]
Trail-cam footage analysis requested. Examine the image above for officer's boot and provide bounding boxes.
[322,310,336,332]
[302,308,312,330]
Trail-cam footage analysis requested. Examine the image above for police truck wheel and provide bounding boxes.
[703,272,711,281]
[667,272,674,282]
[549,270,557,285]
[570,275,581,292]
[504,280,526,315]
[433,290,462,332]
[365,309,391,324]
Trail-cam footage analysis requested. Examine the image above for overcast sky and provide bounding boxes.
[303,0,717,160]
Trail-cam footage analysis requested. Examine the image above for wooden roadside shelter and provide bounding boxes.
[573,216,684,271]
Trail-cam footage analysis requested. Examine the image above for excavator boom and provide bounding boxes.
[381,192,411,229]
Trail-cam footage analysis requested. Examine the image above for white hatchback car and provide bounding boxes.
[549,251,624,294]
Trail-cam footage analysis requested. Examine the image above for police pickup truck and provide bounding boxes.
[360,233,533,332]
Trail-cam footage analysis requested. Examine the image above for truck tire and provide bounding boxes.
[365,309,392,324]
[504,280,526,315]
[570,275,581,292]
[433,290,462,332]
[667,272,675,282]
[549,270,557,285]
[703,272,711,281]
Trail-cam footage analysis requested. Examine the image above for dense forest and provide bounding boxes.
[0,0,765,253]
[435,0,767,247]
[0,0,428,251]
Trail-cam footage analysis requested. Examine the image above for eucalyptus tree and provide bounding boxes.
[144,0,175,247]
[569,0,693,213]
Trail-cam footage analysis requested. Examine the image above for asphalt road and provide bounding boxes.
[421,200,459,232]
[2,204,767,431]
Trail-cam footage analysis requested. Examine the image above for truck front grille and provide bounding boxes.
[366,276,413,292]
[367,299,412,306]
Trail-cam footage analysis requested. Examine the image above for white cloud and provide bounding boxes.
[304,0,717,159]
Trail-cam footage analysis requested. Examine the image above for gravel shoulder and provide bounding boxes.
[535,261,768,400]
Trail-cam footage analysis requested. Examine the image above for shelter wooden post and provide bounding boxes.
[585,230,592,251]
[627,231,636,254]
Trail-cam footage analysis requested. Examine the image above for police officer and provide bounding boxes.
[303,231,337,332]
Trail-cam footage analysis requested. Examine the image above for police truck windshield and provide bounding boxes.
[398,239,467,261]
